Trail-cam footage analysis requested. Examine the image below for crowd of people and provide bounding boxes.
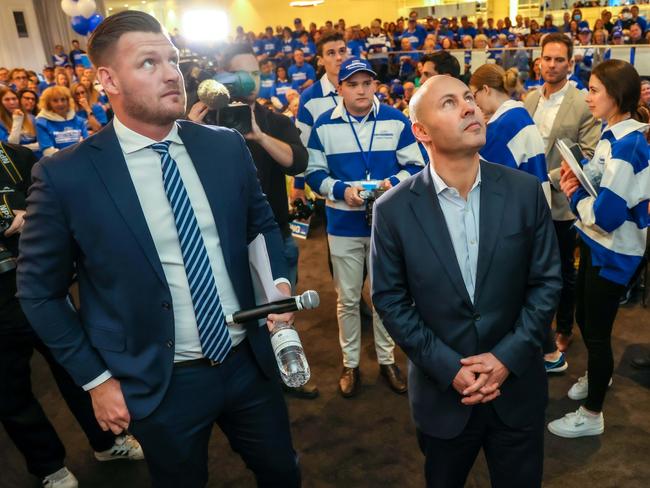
[0,6,649,488]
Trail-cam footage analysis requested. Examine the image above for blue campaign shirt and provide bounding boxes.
[399,25,428,49]
[398,51,421,78]
[305,99,426,237]
[570,118,650,286]
[76,103,108,127]
[480,100,551,207]
[539,25,559,33]
[347,39,366,57]
[288,63,316,90]
[429,164,481,303]
[35,111,88,151]
[458,26,478,38]
[258,73,276,100]
[274,79,292,106]
[524,78,544,90]
[279,38,295,57]
[294,40,316,58]
[52,53,69,67]
[253,38,279,58]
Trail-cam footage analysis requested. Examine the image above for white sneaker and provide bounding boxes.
[94,434,144,461]
[42,467,78,488]
[548,406,605,438]
[568,371,613,400]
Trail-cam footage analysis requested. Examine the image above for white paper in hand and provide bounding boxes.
[248,234,288,325]
[555,140,598,198]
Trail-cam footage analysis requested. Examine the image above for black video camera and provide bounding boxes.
[198,71,257,134]
[0,189,17,273]
[360,185,386,227]
[288,199,315,221]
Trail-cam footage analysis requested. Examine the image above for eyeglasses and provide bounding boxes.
[471,87,482,99]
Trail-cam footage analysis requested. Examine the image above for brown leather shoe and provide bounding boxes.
[339,367,360,398]
[380,364,407,394]
[555,332,573,353]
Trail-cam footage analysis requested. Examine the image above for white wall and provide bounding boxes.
[0,0,48,72]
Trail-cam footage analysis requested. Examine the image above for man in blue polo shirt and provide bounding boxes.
[399,18,427,49]
[305,57,426,398]
[288,49,316,92]
[253,26,280,62]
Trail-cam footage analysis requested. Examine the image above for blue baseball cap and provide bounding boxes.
[579,27,591,34]
[338,57,377,82]
[441,17,449,25]
[507,33,516,42]
[613,30,623,38]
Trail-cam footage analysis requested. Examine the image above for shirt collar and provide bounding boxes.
[113,115,183,155]
[487,99,524,124]
[541,80,570,102]
[429,162,482,196]
[605,118,650,140]
[320,74,337,96]
[331,97,380,121]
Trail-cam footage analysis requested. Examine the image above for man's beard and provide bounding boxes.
[123,89,187,126]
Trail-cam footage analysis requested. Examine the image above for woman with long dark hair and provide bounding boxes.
[549,60,650,438]
[0,86,39,154]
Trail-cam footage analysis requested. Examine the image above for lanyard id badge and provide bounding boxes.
[346,110,378,181]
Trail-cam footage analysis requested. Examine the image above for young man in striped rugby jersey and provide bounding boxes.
[305,57,426,397]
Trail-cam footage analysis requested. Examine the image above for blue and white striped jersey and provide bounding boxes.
[294,74,341,189]
[571,118,650,286]
[480,100,551,207]
[305,99,426,237]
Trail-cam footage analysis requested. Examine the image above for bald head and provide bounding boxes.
[409,75,485,156]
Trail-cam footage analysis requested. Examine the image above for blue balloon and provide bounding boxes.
[87,13,104,33]
[71,15,90,35]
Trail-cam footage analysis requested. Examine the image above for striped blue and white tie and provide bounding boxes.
[150,141,232,363]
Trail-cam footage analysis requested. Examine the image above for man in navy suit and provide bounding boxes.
[370,75,562,487]
[17,11,300,488]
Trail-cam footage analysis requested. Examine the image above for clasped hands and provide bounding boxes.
[452,353,509,406]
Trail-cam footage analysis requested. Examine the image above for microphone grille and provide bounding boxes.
[300,290,320,309]
[197,79,230,110]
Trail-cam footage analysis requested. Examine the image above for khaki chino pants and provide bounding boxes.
[328,235,395,368]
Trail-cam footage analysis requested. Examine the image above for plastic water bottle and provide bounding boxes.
[270,322,310,387]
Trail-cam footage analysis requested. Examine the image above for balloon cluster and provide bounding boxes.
[61,0,104,36]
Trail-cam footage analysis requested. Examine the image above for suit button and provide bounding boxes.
[166,340,174,348]
[473,314,481,322]
[162,301,171,310]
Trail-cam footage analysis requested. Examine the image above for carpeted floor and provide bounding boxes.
[1,225,649,488]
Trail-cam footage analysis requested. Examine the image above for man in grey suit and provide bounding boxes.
[523,33,600,358]
[371,75,562,487]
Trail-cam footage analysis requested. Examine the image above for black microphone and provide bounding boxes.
[225,290,320,325]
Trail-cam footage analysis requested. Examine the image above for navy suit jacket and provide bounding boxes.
[371,162,562,439]
[17,120,288,420]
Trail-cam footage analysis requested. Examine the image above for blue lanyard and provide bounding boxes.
[346,108,378,180]
[329,93,338,109]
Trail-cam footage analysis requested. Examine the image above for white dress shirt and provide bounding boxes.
[82,117,249,390]
[532,81,570,148]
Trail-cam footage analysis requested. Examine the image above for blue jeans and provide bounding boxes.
[283,235,299,292]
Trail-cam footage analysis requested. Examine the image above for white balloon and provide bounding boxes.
[76,0,97,19]
[61,0,80,17]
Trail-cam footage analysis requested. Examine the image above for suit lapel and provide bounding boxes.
[87,122,167,287]
[176,122,234,275]
[409,167,474,308]
[474,162,505,303]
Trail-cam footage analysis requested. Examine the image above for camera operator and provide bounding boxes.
[0,142,143,487]
[304,58,425,398]
[187,45,319,399]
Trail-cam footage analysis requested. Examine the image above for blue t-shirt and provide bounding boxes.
[254,38,279,58]
[294,40,316,58]
[399,25,427,49]
[347,39,366,57]
[275,79,292,106]
[258,73,276,100]
[458,26,477,38]
[52,53,69,67]
[36,115,88,151]
[288,63,316,90]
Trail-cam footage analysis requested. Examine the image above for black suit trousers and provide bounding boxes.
[416,403,544,488]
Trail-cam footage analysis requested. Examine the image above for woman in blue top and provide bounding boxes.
[35,86,88,156]
[469,64,551,206]
[274,65,292,107]
[71,82,107,133]
[549,60,650,439]
[524,57,543,91]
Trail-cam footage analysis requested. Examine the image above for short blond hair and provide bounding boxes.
[39,85,74,113]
